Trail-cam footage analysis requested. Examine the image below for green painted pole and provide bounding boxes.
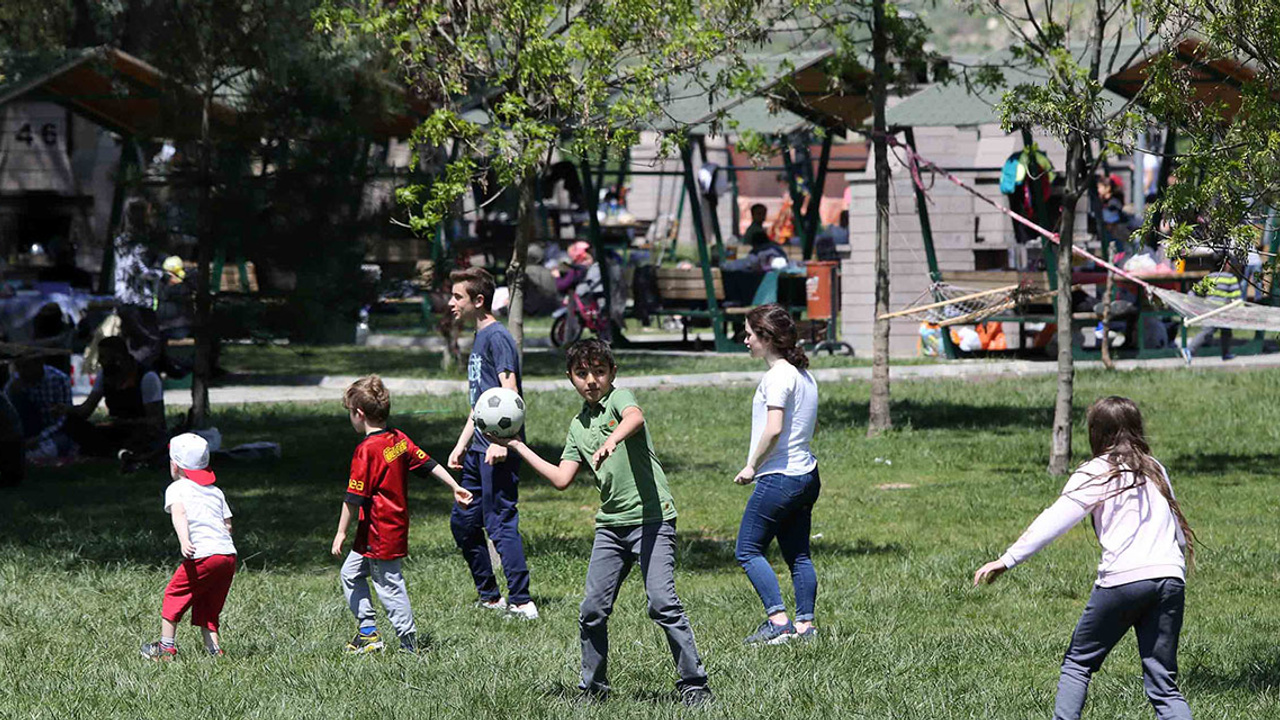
[680,141,730,351]
[903,127,957,359]
[802,131,833,261]
[781,140,808,251]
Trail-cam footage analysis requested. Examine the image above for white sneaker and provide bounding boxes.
[476,597,508,612]
[506,601,539,620]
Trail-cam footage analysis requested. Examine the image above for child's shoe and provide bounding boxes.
[207,646,225,657]
[345,630,385,654]
[475,597,508,612]
[679,686,715,707]
[397,633,418,654]
[141,641,177,661]
[506,601,539,620]
[743,618,795,645]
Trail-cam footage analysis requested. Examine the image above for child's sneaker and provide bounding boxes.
[743,618,795,645]
[141,641,177,661]
[793,625,818,641]
[476,597,508,612]
[679,686,715,707]
[506,601,539,620]
[345,630,385,654]
[207,646,225,657]
[397,633,418,654]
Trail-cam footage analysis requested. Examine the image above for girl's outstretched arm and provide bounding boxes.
[973,495,1090,586]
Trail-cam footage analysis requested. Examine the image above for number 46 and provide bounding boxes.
[15,123,58,146]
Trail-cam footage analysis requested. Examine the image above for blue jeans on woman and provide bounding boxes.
[734,466,820,621]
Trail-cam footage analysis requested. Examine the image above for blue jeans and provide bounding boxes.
[734,466,820,622]
[450,450,532,605]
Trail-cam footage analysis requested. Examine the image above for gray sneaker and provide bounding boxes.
[679,686,715,707]
[794,625,818,641]
[743,619,795,645]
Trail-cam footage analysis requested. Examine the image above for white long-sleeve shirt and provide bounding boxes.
[1000,456,1186,587]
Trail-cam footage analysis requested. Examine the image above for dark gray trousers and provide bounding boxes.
[1054,578,1191,720]
[579,521,708,693]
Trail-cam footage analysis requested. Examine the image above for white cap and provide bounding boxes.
[169,432,216,485]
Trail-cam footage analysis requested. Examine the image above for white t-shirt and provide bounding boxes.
[164,478,236,559]
[93,370,163,404]
[749,361,818,477]
[1000,456,1186,587]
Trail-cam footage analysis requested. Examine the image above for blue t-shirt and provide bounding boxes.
[468,322,522,451]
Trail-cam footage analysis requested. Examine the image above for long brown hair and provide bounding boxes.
[1085,396,1195,566]
[746,304,809,370]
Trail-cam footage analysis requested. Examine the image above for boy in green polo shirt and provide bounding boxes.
[493,339,712,706]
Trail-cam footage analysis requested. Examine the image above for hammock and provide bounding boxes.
[881,136,1280,333]
[881,282,1059,327]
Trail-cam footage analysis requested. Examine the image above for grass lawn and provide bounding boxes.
[4,367,1279,718]
[219,343,937,380]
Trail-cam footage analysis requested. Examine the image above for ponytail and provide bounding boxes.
[746,304,809,370]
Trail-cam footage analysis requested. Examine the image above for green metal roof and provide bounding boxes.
[886,48,1127,128]
[640,48,832,134]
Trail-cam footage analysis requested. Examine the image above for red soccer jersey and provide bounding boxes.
[345,429,437,560]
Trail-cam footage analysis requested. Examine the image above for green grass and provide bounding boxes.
[219,343,936,380]
[3,368,1279,718]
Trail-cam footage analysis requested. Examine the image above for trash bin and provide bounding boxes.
[805,261,839,320]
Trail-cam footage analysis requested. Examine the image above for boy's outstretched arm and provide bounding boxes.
[495,437,579,490]
[331,501,358,557]
[424,464,474,506]
[591,405,644,470]
[449,416,475,470]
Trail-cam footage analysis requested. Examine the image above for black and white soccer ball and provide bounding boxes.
[473,387,525,438]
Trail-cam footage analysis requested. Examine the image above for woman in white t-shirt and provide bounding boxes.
[973,396,1195,720]
[734,304,820,645]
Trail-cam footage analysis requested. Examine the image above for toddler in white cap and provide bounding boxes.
[141,433,237,660]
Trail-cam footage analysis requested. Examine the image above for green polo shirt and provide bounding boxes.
[561,387,678,527]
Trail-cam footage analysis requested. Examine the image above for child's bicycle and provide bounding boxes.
[550,291,610,347]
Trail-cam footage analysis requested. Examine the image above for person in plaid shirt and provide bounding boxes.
[5,357,74,461]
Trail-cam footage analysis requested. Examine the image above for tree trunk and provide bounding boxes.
[1099,268,1115,370]
[867,0,892,436]
[1048,138,1084,475]
[190,81,215,427]
[506,173,536,355]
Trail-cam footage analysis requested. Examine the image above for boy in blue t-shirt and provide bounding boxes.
[446,267,536,619]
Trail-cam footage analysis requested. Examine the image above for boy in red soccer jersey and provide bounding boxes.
[331,375,473,653]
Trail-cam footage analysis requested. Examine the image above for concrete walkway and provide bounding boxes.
[162,352,1280,408]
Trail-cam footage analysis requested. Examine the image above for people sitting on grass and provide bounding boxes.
[62,336,166,471]
[5,357,75,463]
[974,396,1194,720]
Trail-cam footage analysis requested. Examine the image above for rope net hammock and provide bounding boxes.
[879,137,1280,333]
[882,282,1057,327]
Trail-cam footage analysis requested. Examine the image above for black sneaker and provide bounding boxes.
[679,686,715,707]
[398,633,418,654]
[345,630,385,654]
[141,641,177,661]
[207,646,225,657]
[574,686,609,705]
[743,618,796,645]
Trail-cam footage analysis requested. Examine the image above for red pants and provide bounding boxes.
[161,554,236,631]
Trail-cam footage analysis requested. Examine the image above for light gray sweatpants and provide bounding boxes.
[1054,577,1191,720]
[341,550,416,638]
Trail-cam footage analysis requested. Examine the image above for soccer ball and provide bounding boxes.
[473,387,525,438]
